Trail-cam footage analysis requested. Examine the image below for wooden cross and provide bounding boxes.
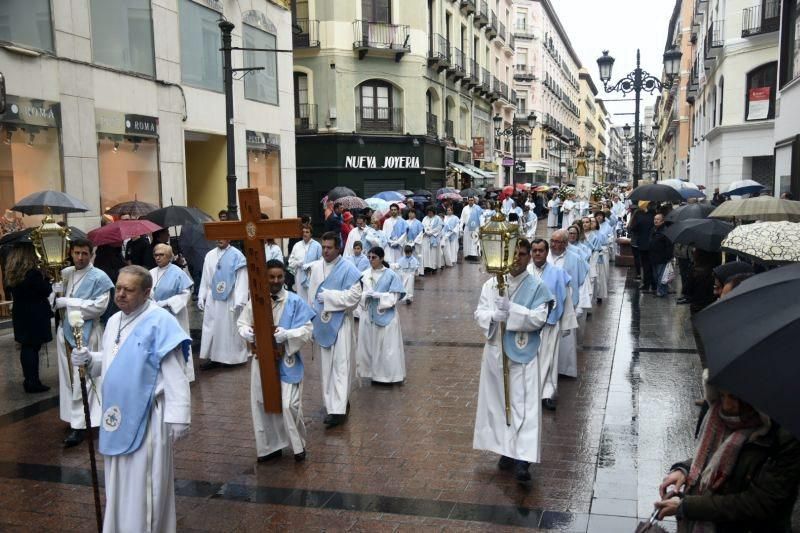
[204,188,301,413]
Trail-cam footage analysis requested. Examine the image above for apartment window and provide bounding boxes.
[0,0,53,51]
[517,49,528,67]
[745,62,777,121]
[516,91,527,112]
[362,0,391,23]
[718,77,724,125]
[180,0,223,92]
[359,80,393,129]
[779,0,800,85]
[243,24,278,105]
[90,0,154,76]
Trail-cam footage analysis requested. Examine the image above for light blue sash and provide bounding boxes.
[62,267,114,348]
[560,250,590,307]
[539,264,570,325]
[397,255,419,272]
[444,216,460,241]
[311,259,362,348]
[299,240,322,289]
[153,264,193,302]
[276,292,316,384]
[367,269,405,327]
[346,254,370,272]
[467,206,483,231]
[406,219,423,242]
[211,246,247,301]
[424,216,442,248]
[502,274,553,364]
[364,227,388,253]
[387,217,408,244]
[99,308,191,456]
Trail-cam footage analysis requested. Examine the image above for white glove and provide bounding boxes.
[52,282,64,294]
[167,423,190,443]
[365,290,376,299]
[562,330,571,338]
[238,325,255,343]
[197,298,205,311]
[492,308,509,323]
[71,347,91,366]
[316,289,326,304]
[495,296,510,312]
[273,327,289,344]
[54,297,69,310]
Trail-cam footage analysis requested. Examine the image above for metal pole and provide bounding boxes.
[633,49,642,189]
[511,129,516,188]
[220,20,238,220]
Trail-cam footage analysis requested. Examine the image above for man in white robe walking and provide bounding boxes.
[344,214,369,257]
[548,230,587,379]
[382,204,408,264]
[473,239,553,484]
[70,266,191,533]
[198,239,250,369]
[460,197,483,261]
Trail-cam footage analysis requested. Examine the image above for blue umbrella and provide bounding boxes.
[365,197,390,213]
[725,179,765,197]
[680,188,706,200]
[372,191,405,202]
[408,195,430,206]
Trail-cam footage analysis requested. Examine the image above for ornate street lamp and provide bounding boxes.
[597,46,681,188]
[546,137,576,187]
[494,111,537,187]
[30,214,71,280]
[479,212,520,427]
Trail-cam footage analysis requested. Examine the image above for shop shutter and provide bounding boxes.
[297,181,316,219]
[363,179,405,198]
[429,178,444,191]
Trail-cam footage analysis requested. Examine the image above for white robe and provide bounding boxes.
[547,199,559,227]
[343,227,367,257]
[265,243,284,264]
[421,216,442,270]
[288,239,315,302]
[198,246,250,364]
[460,205,481,258]
[383,217,406,264]
[88,301,190,533]
[473,274,549,463]
[237,295,313,456]
[444,215,461,263]
[150,265,195,382]
[307,257,362,415]
[56,266,109,429]
[547,253,581,379]
[561,199,576,229]
[523,213,538,240]
[501,198,515,215]
[527,264,562,401]
[356,268,406,383]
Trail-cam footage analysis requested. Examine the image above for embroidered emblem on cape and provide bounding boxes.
[375,306,387,316]
[245,221,256,239]
[284,353,296,368]
[515,331,528,349]
[103,406,122,432]
[215,281,226,294]
[320,311,332,323]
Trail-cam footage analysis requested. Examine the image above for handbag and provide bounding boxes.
[661,261,676,286]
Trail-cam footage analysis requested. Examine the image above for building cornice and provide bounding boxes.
[705,120,774,141]
[538,0,582,68]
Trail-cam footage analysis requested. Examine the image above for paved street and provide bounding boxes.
[0,243,705,532]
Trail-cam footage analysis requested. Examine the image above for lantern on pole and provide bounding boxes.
[30,213,71,280]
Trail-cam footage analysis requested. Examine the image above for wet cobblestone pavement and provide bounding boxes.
[0,233,708,531]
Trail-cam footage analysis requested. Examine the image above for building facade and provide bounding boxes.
[577,69,609,182]
[773,0,800,197]
[0,0,296,231]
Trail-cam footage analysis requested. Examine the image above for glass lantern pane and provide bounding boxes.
[41,233,65,266]
[506,234,519,266]
[482,237,504,271]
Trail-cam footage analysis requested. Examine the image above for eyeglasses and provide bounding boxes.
[368,255,380,260]
[154,253,167,257]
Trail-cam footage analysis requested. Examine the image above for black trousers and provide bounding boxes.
[640,250,656,290]
[20,343,42,383]
[677,257,691,296]
[632,246,642,277]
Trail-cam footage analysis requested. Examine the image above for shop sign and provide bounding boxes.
[96,110,159,138]
[125,114,158,137]
[502,157,514,166]
[747,87,770,120]
[472,137,485,159]
[0,96,60,128]
[514,160,526,173]
[247,130,281,151]
[344,155,420,169]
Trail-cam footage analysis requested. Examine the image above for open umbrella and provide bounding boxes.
[327,186,357,202]
[88,220,162,247]
[372,191,405,202]
[460,188,481,198]
[408,195,430,206]
[680,188,706,200]
[397,189,414,196]
[694,263,800,438]
[663,218,734,252]
[628,184,683,203]
[725,179,765,197]
[414,189,433,198]
[720,221,800,264]
[365,197,390,213]
[709,196,800,222]
[436,187,458,197]
[11,190,90,215]
[334,196,368,210]
[105,200,159,218]
[179,222,215,273]
[0,226,87,247]
[144,206,212,228]
[665,203,715,223]
[437,192,463,202]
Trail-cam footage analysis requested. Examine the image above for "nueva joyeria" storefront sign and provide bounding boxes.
[344,155,420,169]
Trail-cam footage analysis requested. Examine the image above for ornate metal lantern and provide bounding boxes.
[30,214,71,278]
[478,212,520,276]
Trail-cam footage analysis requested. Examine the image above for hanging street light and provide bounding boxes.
[493,111,537,187]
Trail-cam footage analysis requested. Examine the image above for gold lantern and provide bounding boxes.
[478,212,520,426]
[30,213,71,281]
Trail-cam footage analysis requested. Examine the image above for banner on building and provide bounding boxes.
[472,137,485,160]
[747,87,771,120]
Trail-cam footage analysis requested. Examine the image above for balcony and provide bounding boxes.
[426,112,438,137]
[510,89,517,104]
[490,76,501,101]
[355,106,404,133]
[499,81,509,101]
[475,0,489,28]
[487,12,498,40]
[480,67,491,95]
[444,119,455,141]
[498,21,506,42]
[514,64,535,81]
[293,19,319,48]
[704,20,724,60]
[742,1,779,37]
[460,0,475,15]
[428,34,450,71]
[509,35,515,50]
[294,103,318,133]
[513,21,535,40]
[464,58,479,88]
[353,20,411,61]
[515,138,531,157]
[449,47,467,80]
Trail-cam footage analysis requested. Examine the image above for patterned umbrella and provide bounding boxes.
[721,221,800,264]
[437,192,462,201]
[436,187,458,197]
[105,200,159,218]
[709,196,800,222]
[334,196,367,210]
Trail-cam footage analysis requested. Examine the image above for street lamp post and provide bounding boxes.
[546,136,576,187]
[493,111,537,187]
[597,47,681,188]
[621,121,660,182]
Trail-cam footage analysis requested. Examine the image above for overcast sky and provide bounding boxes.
[552,0,678,127]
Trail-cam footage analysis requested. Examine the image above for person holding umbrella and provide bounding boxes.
[649,213,674,298]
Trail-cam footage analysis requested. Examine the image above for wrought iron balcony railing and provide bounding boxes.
[293,18,319,48]
[355,106,404,133]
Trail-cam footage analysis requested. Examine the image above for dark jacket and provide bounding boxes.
[673,425,800,532]
[10,269,53,345]
[631,210,655,250]
[686,266,716,315]
[649,225,673,265]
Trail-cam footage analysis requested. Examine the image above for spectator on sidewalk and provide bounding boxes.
[649,213,673,297]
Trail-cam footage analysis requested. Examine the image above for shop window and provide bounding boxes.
[98,137,160,213]
[90,0,154,76]
[745,62,777,121]
[179,0,223,92]
[243,24,278,105]
[0,0,53,52]
[0,125,62,228]
[248,149,282,220]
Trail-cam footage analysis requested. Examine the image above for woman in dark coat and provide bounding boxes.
[6,244,53,393]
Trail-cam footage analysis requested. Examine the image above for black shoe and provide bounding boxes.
[199,360,220,371]
[514,460,532,483]
[23,381,50,393]
[498,455,514,470]
[324,414,346,428]
[257,449,283,463]
[63,429,86,448]
[596,298,603,305]
[294,450,306,462]
[542,398,557,411]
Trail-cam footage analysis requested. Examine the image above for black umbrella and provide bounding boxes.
[414,189,433,198]
[460,188,482,198]
[11,190,90,215]
[178,222,215,273]
[665,203,715,223]
[0,226,88,247]
[663,219,734,252]
[105,200,158,218]
[327,186,356,202]
[144,206,212,228]
[628,184,683,204]
[693,263,800,438]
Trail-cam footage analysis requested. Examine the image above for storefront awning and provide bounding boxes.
[448,162,484,181]
[463,164,496,179]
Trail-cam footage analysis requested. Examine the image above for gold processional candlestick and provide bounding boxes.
[495,272,512,427]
